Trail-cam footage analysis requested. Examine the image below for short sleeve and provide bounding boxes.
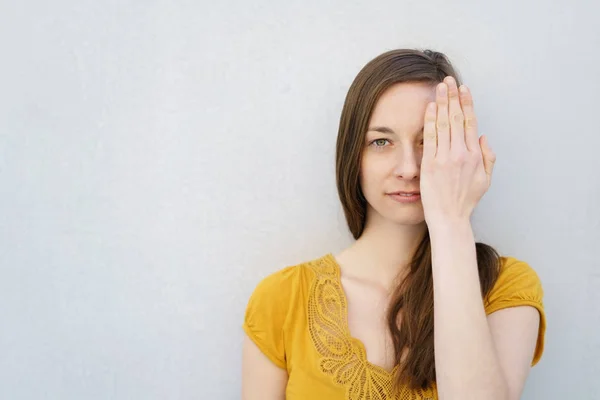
[484,257,546,366]
[242,265,298,369]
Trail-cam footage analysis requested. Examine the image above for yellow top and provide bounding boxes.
[243,253,546,400]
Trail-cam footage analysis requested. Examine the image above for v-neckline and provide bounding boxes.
[324,252,400,377]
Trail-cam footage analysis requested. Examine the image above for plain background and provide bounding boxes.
[1,0,599,399]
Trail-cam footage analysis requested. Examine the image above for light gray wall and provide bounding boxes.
[1,0,598,399]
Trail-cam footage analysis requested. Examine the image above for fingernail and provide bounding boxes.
[459,85,468,94]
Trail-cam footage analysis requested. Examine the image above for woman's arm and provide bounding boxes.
[242,335,288,400]
[429,221,539,400]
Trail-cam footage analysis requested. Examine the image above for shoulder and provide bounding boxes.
[242,254,326,368]
[484,256,547,366]
[246,257,316,304]
[243,254,331,329]
[246,253,333,300]
[485,256,544,309]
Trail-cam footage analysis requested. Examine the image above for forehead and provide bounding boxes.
[368,82,437,130]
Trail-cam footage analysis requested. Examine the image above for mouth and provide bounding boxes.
[387,191,421,203]
[387,191,420,196]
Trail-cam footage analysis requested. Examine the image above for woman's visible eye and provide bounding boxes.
[370,138,390,149]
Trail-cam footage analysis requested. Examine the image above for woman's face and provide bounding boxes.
[360,81,437,226]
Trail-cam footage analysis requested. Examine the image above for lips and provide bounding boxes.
[388,191,420,195]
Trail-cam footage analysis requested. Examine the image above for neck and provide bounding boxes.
[338,209,428,291]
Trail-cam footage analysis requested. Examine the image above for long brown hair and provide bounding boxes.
[335,49,501,391]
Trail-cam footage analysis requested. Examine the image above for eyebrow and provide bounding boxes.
[367,126,424,135]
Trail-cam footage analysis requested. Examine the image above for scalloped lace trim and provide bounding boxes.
[306,254,436,400]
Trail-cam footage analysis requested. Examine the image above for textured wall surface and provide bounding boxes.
[1,0,598,399]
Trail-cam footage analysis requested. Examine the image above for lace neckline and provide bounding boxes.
[322,252,400,376]
[306,252,436,399]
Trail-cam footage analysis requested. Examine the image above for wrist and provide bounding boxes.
[427,218,473,239]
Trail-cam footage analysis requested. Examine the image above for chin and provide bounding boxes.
[369,205,425,226]
[392,215,426,225]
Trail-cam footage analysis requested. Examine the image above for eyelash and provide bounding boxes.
[370,138,391,148]
[369,138,424,149]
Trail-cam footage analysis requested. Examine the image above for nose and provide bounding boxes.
[393,147,420,180]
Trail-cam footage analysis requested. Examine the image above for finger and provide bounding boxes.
[436,82,450,155]
[444,76,466,153]
[480,135,496,185]
[422,102,437,162]
[459,85,480,152]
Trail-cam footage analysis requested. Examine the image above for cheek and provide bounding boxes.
[361,152,395,174]
[359,162,384,191]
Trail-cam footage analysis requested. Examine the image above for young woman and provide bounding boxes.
[241,49,546,400]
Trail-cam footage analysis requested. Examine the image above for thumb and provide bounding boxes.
[480,135,496,184]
